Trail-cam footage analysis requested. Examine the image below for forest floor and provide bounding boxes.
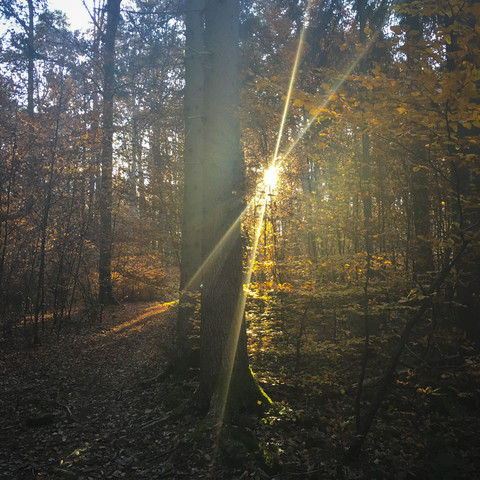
[1,300,480,479]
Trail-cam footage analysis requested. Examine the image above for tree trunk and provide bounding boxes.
[443,6,480,344]
[26,0,34,117]
[32,76,65,345]
[98,0,122,306]
[197,0,269,417]
[411,164,434,277]
[177,0,205,358]
[404,9,435,281]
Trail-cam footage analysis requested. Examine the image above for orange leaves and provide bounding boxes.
[416,386,441,395]
[309,107,329,117]
[248,281,292,297]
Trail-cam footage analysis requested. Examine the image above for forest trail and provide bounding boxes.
[0,302,209,479]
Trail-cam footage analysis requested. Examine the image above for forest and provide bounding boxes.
[0,0,479,478]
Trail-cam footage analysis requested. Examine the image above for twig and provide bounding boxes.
[137,401,190,431]
[56,389,73,417]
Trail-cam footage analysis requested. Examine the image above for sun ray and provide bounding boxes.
[179,7,379,433]
[181,200,253,294]
[216,196,268,427]
[272,26,306,168]
[276,35,378,169]
[263,164,278,192]
[194,3,315,427]
[210,31,379,428]
[271,0,314,171]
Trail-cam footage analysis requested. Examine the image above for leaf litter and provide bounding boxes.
[1,300,480,479]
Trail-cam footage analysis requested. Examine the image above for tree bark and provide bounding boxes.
[443,5,480,344]
[405,9,435,280]
[98,0,122,306]
[26,0,34,117]
[177,0,205,358]
[411,164,435,277]
[197,0,269,416]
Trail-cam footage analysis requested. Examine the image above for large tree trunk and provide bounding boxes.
[177,0,205,358]
[98,0,122,306]
[197,0,269,416]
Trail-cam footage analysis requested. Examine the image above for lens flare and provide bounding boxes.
[264,164,278,190]
[181,202,250,294]
[277,34,378,168]
[207,32,378,428]
[271,0,315,171]
[181,2,315,428]
[272,30,306,168]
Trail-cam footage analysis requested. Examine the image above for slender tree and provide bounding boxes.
[99,0,122,306]
[405,7,435,279]
[0,0,36,115]
[176,0,205,357]
[442,0,480,343]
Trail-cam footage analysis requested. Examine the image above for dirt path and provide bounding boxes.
[0,302,209,479]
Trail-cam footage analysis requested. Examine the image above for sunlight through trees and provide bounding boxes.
[1,0,480,477]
